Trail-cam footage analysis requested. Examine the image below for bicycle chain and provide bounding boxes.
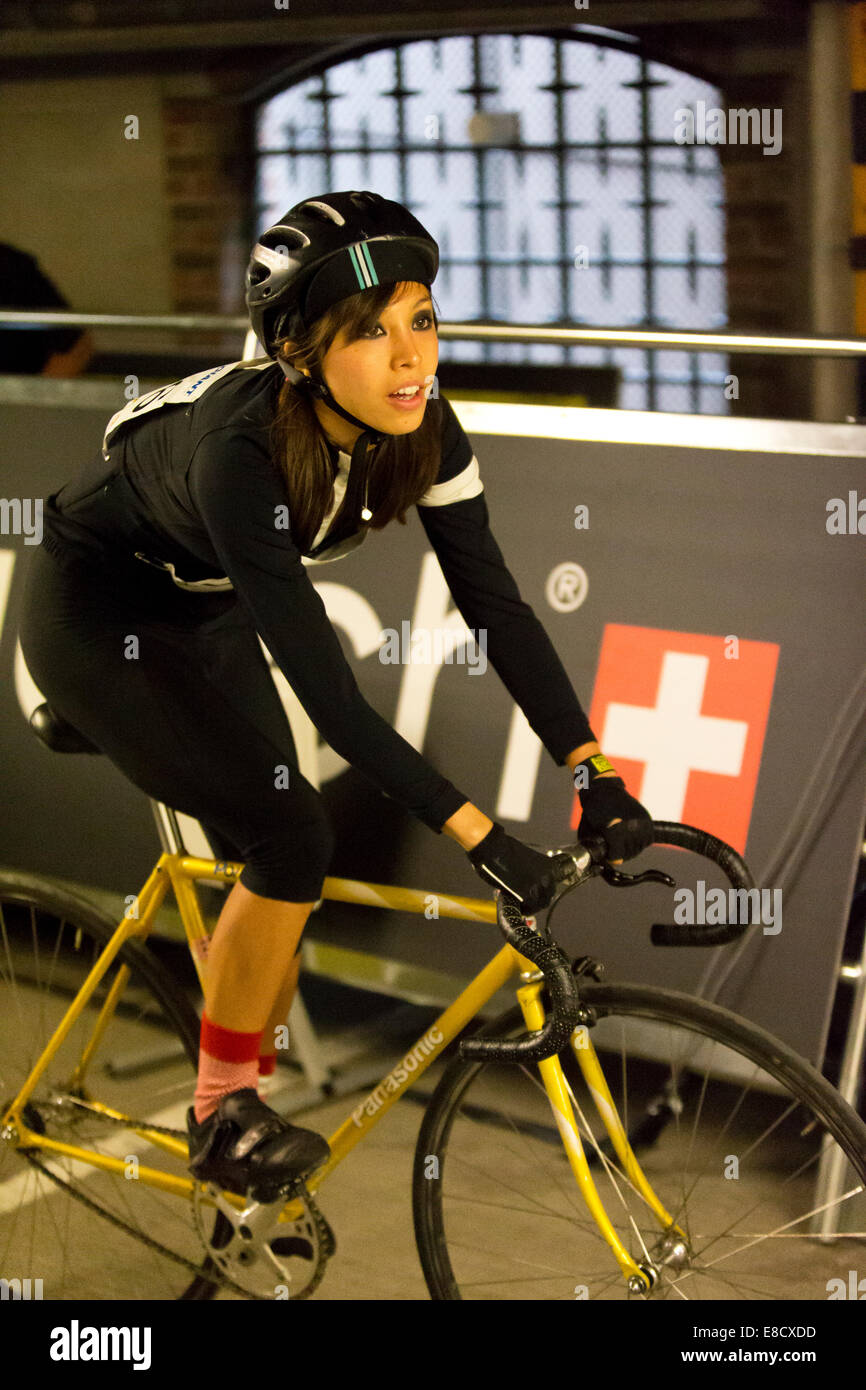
[21,1148,252,1297]
[18,1099,333,1300]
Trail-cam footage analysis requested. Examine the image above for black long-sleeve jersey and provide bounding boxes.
[39,358,596,832]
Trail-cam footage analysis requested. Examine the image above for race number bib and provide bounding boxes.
[101,361,244,451]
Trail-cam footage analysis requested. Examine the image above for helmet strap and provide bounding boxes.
[276,356,380,521]
[276,356,385,442]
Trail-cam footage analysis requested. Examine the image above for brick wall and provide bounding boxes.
[161,95,247,355]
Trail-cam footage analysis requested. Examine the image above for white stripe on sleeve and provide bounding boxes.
[416,455,484,508]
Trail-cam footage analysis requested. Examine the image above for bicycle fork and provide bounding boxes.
[513,954,687,1296]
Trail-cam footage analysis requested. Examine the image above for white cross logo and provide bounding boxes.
[600,651,748,820]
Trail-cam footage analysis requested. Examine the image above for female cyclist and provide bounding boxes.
[19,191,652,1201]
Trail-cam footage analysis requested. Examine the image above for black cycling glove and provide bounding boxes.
[577,776,653,861]
[466,822,560,915]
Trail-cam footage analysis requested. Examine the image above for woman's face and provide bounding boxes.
[313,281,438,449]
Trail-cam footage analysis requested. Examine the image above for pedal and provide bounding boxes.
[248,1173,305,1204]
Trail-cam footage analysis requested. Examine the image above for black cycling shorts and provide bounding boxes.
[19,544,335,904]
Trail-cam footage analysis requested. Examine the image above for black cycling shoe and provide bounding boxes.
[187,1088,330,1200]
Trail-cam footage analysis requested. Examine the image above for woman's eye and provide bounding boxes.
[364,314,435,338]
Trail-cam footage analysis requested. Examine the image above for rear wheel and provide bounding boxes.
[413,982,866,1300]
[0,872,224,1300]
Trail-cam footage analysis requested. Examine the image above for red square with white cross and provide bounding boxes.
[572,624,780,854]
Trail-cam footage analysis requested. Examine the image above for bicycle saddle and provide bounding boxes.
[29,703,101,755]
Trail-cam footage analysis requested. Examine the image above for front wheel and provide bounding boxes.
[413,983,866,1300]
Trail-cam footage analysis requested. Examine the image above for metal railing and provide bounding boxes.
[2,311,866,358]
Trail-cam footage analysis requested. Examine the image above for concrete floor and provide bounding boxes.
[2,974,864,1302]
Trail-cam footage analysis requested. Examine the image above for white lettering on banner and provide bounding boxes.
[497,704,544,822]
[600,651,748,820]
[392,552,483,748]
[16,636,43,722]
[0,549,15,648]
[262,582,386,786]
[261,554,544,821]
[3,544,55,744]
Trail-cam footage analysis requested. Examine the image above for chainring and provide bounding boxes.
[192,1178,335,1300]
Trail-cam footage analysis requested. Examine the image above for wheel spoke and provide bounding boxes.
[416,989,866,1299]
[0,883,206,1299]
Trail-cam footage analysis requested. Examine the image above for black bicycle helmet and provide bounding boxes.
[246,190,438,360]
[246,190,440,509]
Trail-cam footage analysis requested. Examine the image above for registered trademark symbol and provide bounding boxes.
[546,562,588,612]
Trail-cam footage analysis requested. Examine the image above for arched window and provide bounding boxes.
[255,31,727,413]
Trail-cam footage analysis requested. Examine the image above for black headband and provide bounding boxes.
[302,239,433,326]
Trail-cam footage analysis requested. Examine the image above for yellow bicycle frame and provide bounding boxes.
[2,853,684,1291]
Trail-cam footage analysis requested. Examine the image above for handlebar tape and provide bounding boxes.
[649,821,757,946]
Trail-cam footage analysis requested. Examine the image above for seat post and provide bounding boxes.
[149,799,187,856]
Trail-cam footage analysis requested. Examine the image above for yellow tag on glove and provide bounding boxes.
[588,754,616,776]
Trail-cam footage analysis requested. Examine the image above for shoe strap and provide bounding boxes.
[231,1114,290,1161]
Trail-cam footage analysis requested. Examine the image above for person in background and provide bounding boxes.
[0,242,93,376]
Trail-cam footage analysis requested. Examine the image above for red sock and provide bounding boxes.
[193,1012,264,1124]
[258,1054,277,1076]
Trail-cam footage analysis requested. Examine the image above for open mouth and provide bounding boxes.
[387,383,425,405]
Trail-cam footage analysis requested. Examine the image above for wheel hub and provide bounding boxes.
[653,1228,692,1272]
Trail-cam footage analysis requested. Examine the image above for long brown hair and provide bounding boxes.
[269,280,442,555]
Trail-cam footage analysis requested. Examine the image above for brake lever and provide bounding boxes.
[556,828,677,890]
[518,836,675,926]
[574,832,675,888]
[601,864,676,888]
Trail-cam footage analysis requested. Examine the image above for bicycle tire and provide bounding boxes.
[413,982,866,1301]
[0,871,222,1301]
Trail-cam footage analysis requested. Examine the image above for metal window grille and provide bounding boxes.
[255,31,728,413]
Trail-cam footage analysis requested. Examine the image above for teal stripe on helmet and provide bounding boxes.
[347,245,367,289]
[360,242,379,285]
